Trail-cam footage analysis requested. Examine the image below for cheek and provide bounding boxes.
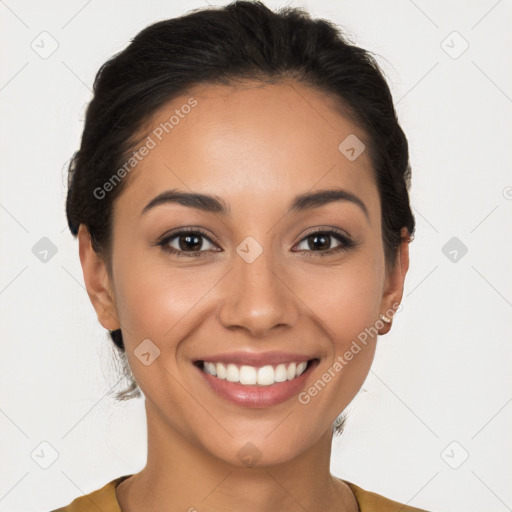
[111,233,215,334]
[111,255,229,394]
[294,248,384,399]
[295,249,385,348]
[111,263,208,403]
[114,267,213,338]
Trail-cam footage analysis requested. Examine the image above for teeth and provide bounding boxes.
[274,364,288,383]
[296,361,307,376]
[257,365,275,386]
[286,362,296,380]
[216,362,226,379]
[206,362,216,376]
[226,364,239,383]
[240,365,257,385]
[202,360,310,385]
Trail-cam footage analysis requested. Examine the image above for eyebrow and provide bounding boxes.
[141,188,369,220]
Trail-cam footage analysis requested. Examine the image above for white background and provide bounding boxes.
[0,1,511,511]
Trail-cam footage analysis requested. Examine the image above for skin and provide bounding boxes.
[78,78,410,512]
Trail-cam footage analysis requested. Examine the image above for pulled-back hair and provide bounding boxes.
[65,1,415,431]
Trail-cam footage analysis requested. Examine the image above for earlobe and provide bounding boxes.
[77,224,120,331]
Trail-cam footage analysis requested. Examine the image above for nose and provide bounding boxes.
[217,244,300,338]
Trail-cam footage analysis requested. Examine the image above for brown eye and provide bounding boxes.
[157,228,220,258]
[295,230,355,257]
[174,233,207,251]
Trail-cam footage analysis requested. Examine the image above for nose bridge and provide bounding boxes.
[217,235,298,336]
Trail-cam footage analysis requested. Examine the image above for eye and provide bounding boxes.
[294,229,356,257]
[155,227,357,259]
[156,228,220,258]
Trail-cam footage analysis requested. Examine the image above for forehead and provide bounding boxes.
[115,79,379,223]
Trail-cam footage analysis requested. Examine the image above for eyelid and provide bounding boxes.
[153,227,222,258]
[156,226,219,245]
[297,225,351,241]
[293,227,356,255]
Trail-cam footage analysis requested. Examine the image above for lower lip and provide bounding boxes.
[195,360,318,408]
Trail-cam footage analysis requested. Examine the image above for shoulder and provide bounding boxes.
[344,480,434,512]
[49,475,131,512]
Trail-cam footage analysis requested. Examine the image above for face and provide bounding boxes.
[79,79,409,467]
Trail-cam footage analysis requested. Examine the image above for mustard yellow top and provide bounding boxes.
[51,474,432,511]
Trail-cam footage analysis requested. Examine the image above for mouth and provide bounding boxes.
[194,359,317,386]
[192,356,320,408]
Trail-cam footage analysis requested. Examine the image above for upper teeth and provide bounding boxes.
[202,361,308,386]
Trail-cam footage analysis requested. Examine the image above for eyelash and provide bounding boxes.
[155,227,357,259]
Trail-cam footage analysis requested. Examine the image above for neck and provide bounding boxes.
[116,400,358,512]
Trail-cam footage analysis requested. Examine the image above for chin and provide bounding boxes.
[198,423,321,469]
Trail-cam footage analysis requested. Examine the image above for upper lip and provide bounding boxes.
[194,351,316,367]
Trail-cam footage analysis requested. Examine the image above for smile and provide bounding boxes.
[193,351,320,408]
[200,360,309,386]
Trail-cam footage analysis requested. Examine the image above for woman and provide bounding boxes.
[54,1,431,510]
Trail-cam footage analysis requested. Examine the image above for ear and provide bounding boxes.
[379,227,411,335]
[77,224,120,331]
